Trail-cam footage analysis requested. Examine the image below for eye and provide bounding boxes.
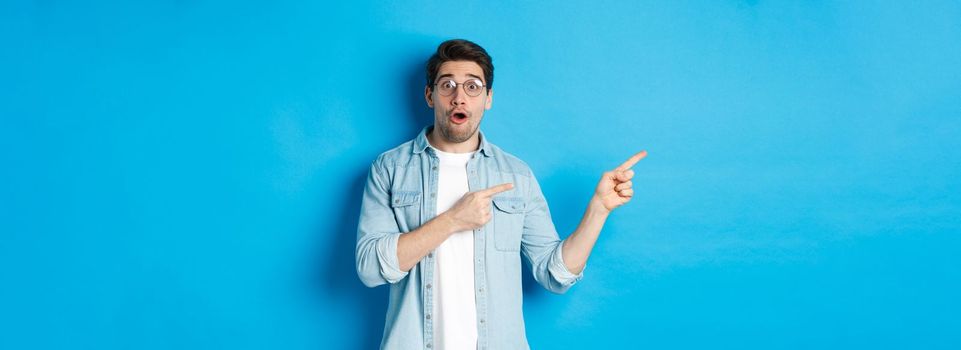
[441,80,456,89]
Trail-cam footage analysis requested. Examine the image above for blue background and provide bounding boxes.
[2,1,960,349]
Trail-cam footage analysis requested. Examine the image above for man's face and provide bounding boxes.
[425,60,493,144]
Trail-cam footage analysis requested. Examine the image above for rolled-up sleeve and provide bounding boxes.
[521,170,584,294]
[547,241,584,286]
[355,158,409,287]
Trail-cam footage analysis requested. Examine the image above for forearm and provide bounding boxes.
[397,213,458,272]
[561,196,611,275]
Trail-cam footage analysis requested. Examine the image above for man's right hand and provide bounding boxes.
[443,183,515,232]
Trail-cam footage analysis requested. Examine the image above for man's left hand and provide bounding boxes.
[593,150,647,212]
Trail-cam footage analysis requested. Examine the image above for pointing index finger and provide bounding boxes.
[616,150,648,171]
[477,183,514,197]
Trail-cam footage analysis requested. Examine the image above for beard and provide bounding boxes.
[436,112,479,143]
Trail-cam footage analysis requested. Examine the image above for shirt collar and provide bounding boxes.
[413,125,493,157]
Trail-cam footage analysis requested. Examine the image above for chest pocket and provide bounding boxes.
[390,190,421,229]
[492,196,525,252]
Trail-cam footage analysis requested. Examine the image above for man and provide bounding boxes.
[356,39,645,350]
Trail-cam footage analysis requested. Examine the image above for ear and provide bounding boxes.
[485,88,494,110]
[424,85,434,108]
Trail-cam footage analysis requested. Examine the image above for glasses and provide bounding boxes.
[433,78,486,97]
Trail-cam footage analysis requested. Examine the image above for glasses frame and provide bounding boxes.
[432,78,487,97]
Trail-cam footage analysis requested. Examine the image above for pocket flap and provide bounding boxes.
[492,196,525,213]
[390,191,421,208]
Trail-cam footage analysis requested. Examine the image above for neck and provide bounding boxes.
[427,125,480,154]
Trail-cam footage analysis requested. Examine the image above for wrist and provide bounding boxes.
[589,195,611,216]
[436,212,462,235]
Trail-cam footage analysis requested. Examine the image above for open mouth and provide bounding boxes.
[450,112,468,125]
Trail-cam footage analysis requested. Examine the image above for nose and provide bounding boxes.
[450,85,467,106]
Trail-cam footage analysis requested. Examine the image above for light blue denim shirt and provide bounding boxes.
[356,125,584,350]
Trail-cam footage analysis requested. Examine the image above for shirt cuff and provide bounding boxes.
[378,232,409,283]
[548,243,584,286]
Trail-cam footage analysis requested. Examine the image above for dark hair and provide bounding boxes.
[426,39,493,94]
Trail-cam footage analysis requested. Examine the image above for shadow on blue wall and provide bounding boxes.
[318,170,386,349]
[313,47,434,349]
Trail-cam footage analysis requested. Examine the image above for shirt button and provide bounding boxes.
[430,193,436,198]
[427,343,432,349]
[478,288,484,293]
[426,283,432,289]
[428,252,433,258]
[480,319,485,324]
[426,314,431,320]
[432,166,437,170]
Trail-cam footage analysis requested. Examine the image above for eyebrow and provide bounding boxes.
[436,73,484,82]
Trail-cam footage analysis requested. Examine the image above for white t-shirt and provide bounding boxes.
[430,146,478,350]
